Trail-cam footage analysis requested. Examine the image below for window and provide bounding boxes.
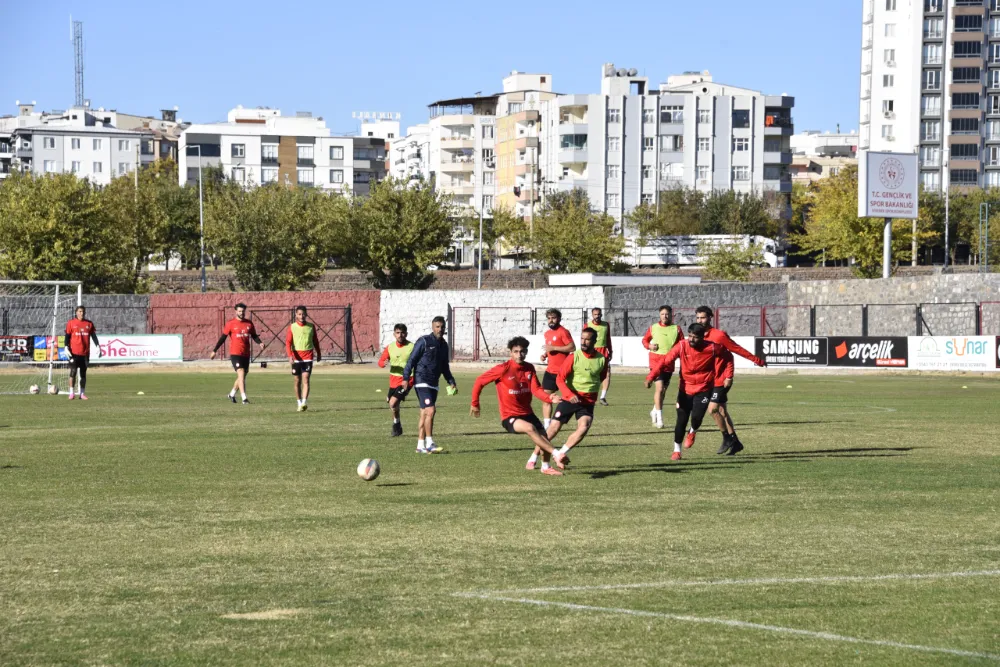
[118,162,129,175]
[951,169,978,185]
[93,162,103,173]
[990,95,1000,114]
[884,23,895,37]
[42,137,55,149]
[885,0,895,9]
[330,169,344,184]
[607,108,621,123]
[732,166,750,181]
[482,148,494,164]
[732,110,750,128]
[763,166,782,180]
[93,138,102,150]
[262,167,278,183]
[953,92,981,109]
[388,133,394,139]
[642,108,655,123]
[764,138,783,152]
[118,140,130,151]
[643,137,655,151]
[954,42,982,58]
[231,143,245,158]
[991,45,1000,65]
[923,44,942,65]
[921,171,941,191]
[482,195,493,211]
[297,145,314,161]
[508,103,522,114]
[882,124,894,138]
[297,168,314,185]
[883,74,894,87]
[329,145,343,161]
[660,105,683,123]
[71,161,80,173]
[829,167,841,177]
[955,15,983,33]
[641,193,654,205]
[921,95,941,116]
[608,164,620,178]
[952,118,980,134]
[991,17,1000,38]
[231,167,245,182]
[990,70,1000,89]
[884,49,896,65]
[921,120,941,140]
[953,67,981,84]
[560,134,588,150]
[353,171,371,183]
[924,0,942,10]
[923,70,941,90]
[733,137,749,152]
[951,143,979,159]
[481,171,493,185]
[920,146,941,167]
[608,136,620,151]
[697,165,710,181]
[987,171,1000,188]
[698,109,711,123]
[987,120,1000,139]
[606,193,619,207]
[562,166,570,178]
[43,160,56,172]
[987,145,1000,166]
[482,125,494,139]
[71,138,80,150]
[882,100,895,115]
[642,165,653,179]
[924,18,943,38]
[698,137,710,151]
[258,144,276,163]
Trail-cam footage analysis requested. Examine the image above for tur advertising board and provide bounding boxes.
[858,151,918,219]
[0,336,33,362]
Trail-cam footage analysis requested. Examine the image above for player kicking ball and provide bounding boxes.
[470,337,567,476]
[378,323,414,437]
[210,302,262,405]
[401,316,456,454]
[65,305,103,400]
[536,327,608,467]
[286,305,321,412]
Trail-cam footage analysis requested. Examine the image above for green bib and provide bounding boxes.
[588,321,609,348]
[290,322,315,351]
[388,342,414,377]
[650,323,680,355]
[570,351,606,395]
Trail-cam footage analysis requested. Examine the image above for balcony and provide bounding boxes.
[441,136,475,150]
[297,158,314,167]
[440,183,475,196]
[514,163,535,176]
[438,114,476,127]
[261,155,278,165]
[558,122,588,136]
[763,151,793,165]
[514,136,538,150]
[440,159,475,172]
[558,148,588,164]
[660,149,684,164]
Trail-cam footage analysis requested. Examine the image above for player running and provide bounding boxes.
[539,308,575,429]
[65,305,102,400]
[691,306,766,455]
[470,336,567,476]
[646,323,725,461]
[401,316,456,454]
[539,327,608,465]
[378,323,414,437]
[586,307,613,406]
[210,302,262,405]
[286,305,321,412]
[641,305,682,429]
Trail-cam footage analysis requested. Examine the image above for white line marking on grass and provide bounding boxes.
[479,569,1000,595]
[455,594,1000,662]
[795,401,897,413]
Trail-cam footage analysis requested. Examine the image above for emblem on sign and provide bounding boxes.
[879,158,905,189]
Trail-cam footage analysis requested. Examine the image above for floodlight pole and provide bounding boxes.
[477,203,484,290]
[186,144,206,292]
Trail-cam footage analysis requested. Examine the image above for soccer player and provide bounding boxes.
[538,308,575,428]
[641,305,682,429]
[586,307,613,406]
[692,306,766,455]
[470,336,567,476]
[286,305,321,412]
[378,323,414,437]
[541,327,608,464]
[401,316,456,454]
[645,323,724,461]
[65,305,102,400]
[209,302,262,405]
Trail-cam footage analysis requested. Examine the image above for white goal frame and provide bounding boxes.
[0,280,82,390]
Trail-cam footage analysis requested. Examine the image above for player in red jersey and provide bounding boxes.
[692,306,766,455]
[543,327,608,463]
[585,307,613,406]
[470,336,567,476]
[65,305,102,400]
[210,303,262,404]
[646,323,723,461]
[538,308,575,429]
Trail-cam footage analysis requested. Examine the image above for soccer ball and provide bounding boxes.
[357,458,380,481]
[47,385,59,395]
[28,384,40,395]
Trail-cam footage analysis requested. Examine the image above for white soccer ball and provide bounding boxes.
[28,384,40,395]
[47,385,59,395]
[357,458,380,481]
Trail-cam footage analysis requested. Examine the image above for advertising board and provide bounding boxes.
[909,336,995,372]
[91,335,183,363]
[827,337,908,367]
[755,338,828,366]
[0,336,33,362]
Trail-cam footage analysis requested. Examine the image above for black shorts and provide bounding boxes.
[387,386,408,402]
[230,355,251,372]
[677,390,713,413]
[651,370,673,386]
[69,354,88,371]
[553,400,595,424]
[710,385,729,404]
[415,386,438,407]
[502,414,545,435]
[542,372,559,392]
[291,361,313,376]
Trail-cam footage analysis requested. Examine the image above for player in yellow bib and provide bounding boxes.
[641,305,682,428]
[286,306,321,411]
[585,307,613,406]
[378,323,415,437]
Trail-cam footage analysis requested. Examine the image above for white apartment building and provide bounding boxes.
[791,130,860,157]
[177,106,385,194]
[860,0,1000,190]
[540,66,794,231]
[389,123,432,182]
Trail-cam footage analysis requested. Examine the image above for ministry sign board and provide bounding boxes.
[858,151,918,220]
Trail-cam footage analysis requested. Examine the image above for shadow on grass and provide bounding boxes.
[375,482,416,488]
[453,441,661,455]
[1,464,23,470]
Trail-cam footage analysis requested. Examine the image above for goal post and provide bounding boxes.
[0,280,82,395]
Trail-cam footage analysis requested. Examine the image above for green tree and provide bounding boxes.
[702,190,779,237]
[531,189,624,273]
[489,205,531,268]
[347,177,453,288]
[99,172,169,292]
[658,187,704,235]
[143,159,202,269]
[701,242,766,282]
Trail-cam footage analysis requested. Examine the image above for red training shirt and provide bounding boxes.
[557,350,609,405]
[65,318,96,356]
[222,318,258,357]
[543,325,574,374]
[471,359,552,420]
[704,327,764,367]
[650,340,722,395]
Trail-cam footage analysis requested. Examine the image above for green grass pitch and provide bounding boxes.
[1,368,997,665]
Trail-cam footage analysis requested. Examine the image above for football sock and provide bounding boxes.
[600,390,607,399]
[540,461,551,470]
[425,437,434,447]
[558,445,569,455]
[417,439,425,449]
[241,392,247,401]
[527,453,538,464]
[689,427,696,434]
[674,442,682,453]
[543,418,551,429]
[393,417,399,424]
[229,389,236,398]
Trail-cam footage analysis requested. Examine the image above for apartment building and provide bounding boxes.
[789,130,859,184]
[861,0,1000,190]
[539,65,795,231]
[425,94,498,216]
[389,123,432,182]
[177,107,385,194]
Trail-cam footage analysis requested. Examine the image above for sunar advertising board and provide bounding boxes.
[909,336,995,372]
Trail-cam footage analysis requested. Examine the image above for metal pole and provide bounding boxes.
[192,145,206,293]
[882,217,892,279]
[944,180,950,269]
[47,285,60,389]
[477,203,484,289]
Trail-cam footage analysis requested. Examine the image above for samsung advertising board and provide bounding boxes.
[858,151,918,220]
[755,338,828,366]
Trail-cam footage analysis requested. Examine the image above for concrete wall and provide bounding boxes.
[0,294,149,337]
[149,291,380,360]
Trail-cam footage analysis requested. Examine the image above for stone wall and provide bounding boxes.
[0,294,149,337]
[148,291,381,360]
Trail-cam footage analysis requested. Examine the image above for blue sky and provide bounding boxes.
[2,1,860,135]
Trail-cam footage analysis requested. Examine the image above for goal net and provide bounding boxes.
[0,280,82,395]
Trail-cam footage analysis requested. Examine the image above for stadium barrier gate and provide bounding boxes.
[250,306,353,363]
